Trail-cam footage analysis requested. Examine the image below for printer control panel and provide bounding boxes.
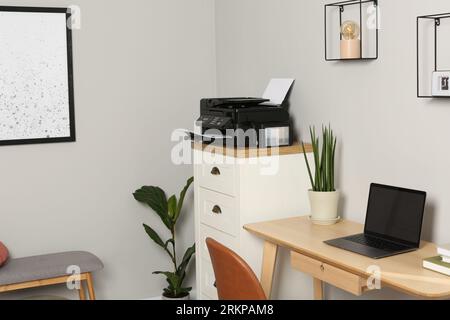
[197,115,232,130]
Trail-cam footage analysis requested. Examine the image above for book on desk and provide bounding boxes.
[423,243,450,276]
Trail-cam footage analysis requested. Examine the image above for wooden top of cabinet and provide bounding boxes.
[192,142,313,158]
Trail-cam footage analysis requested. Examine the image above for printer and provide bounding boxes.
[196,79,295,148]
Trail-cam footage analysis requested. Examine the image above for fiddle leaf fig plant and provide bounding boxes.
[133,177,195,298]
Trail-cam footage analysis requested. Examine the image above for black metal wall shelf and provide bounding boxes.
[417,13,450,98]
[325,0,379,61]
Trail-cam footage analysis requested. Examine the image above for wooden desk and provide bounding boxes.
[244,216,450,300]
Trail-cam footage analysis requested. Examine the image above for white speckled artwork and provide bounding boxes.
[0,9,74,145]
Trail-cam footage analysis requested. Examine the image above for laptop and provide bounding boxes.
[324,183,427,259]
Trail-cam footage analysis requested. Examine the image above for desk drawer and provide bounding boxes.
[291,252,364,296]
[198,161,235,196]
[199,188,238,237]
[199,224,238,264]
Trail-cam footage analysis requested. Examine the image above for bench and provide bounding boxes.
[0,251,103,300]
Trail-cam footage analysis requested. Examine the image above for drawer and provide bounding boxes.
[197,161,236,196]
[200,259,218,300]
[199,223,239,264]
[199,188,238,237]
[291,252,364,296]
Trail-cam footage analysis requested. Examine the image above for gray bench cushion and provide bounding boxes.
[0,251,103,286]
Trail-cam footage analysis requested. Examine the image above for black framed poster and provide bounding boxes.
[0,6,75,146]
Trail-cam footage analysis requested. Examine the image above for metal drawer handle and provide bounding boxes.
[212,205,222,215]
[211,167,221,176]
[320,264,325,272]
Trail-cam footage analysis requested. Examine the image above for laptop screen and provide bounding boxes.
[364,184,426,247]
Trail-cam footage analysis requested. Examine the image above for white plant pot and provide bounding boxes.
[308,190,340,224]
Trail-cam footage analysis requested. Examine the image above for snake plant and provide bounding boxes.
[133,177,195,298]
[302,125,337,192]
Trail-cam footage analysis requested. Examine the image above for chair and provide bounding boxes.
[206,238,266,300]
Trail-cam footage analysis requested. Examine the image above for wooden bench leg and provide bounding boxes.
[86,273,96,300]
[78,280,86,300]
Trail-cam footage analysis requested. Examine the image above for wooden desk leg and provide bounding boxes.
[78,280,86,300]
[260,241,278,299]
[313,278,324,300]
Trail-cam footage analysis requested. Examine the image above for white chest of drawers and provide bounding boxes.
[193,143,313,300]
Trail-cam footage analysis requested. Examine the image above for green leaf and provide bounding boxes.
[165,278,175,291]
[154,252,193,296]
[315,139,321,189]
[133,186,172,229]
[329,127,334,191]
[310,127,321,191]
[164,239,175,251]
[143,224,174,260]
[153,271,182,291]
[326,127,329,190]
[154,271,190,296]
[167,195,177,220]
[153,270,175,277]
[178,287,192,294]
[321,127,327,191]
[302,142,315,190]
[331,137,337,191]
[177,244,196,277]
[163,287,174,296]
[174,177,194,223]
[143,224,165,248]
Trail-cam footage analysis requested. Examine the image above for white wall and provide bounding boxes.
[0,0,216,299]
[215,0,450,299]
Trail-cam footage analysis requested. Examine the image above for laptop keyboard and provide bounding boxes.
[345,234,408,251]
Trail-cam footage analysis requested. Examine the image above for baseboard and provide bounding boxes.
[143,290,197,300]
[143,295,162,300]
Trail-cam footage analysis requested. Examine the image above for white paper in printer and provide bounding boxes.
[262,78,295,105]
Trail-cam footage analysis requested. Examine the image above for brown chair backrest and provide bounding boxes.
[206,238,267,300]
